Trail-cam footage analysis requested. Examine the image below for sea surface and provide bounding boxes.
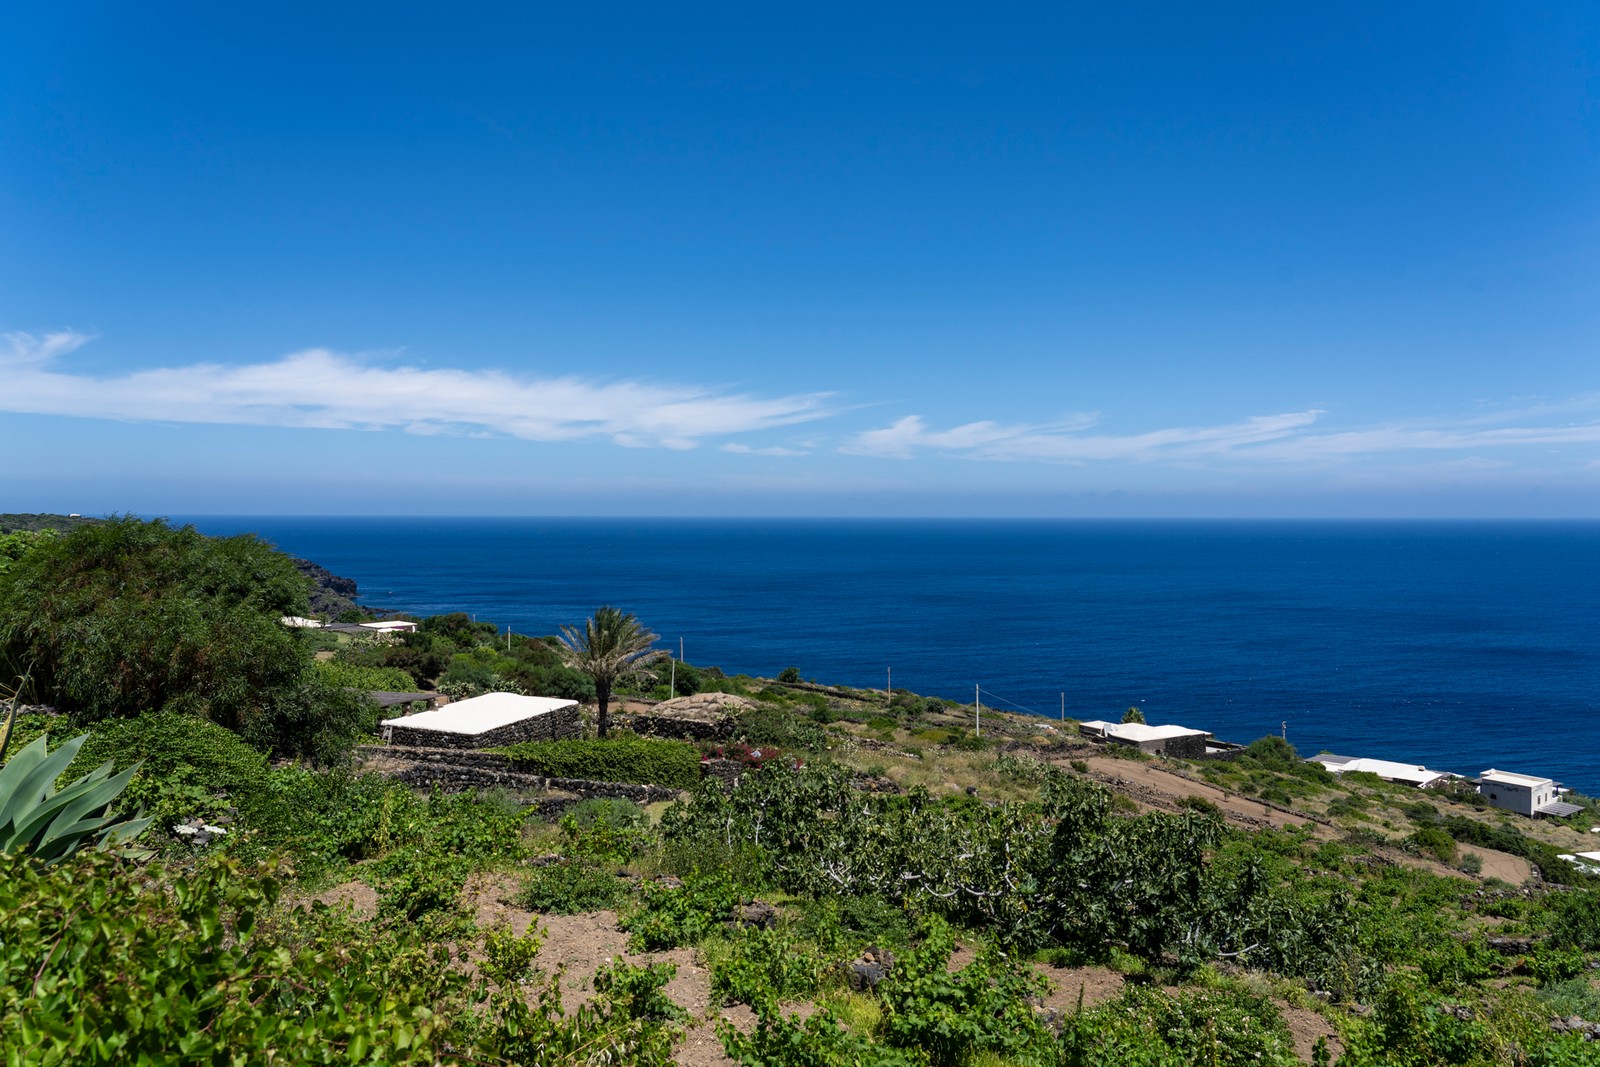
[176,517,1600,794]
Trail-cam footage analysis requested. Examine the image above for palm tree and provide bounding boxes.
[557,607,665,739]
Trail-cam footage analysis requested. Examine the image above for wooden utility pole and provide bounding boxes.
[1060,692,1065,721]
[887,667,892,710]
[975,684,981,738]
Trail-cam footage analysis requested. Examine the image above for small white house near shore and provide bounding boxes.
[381,692,581,749]
[1477,768,1581,818]
[1310,754,1455,789]
[1078,720,1212,759]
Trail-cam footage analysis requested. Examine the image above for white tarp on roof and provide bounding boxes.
[1079,720,1208,744]
[381,692,576,735]
[1312,756,1448,788]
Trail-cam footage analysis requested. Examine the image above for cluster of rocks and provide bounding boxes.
[621,693,756,741]
[1549,1016,1600,1040]
[845,946,896,991]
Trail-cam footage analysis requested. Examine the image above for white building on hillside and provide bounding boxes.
[1310,754,1454,789]
[1478,768,1581,818]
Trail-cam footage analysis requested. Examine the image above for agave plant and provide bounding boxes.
[0,689,151,863]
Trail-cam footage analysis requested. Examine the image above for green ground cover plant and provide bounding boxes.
[503,736,701,788]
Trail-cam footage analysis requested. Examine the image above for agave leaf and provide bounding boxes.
[0,735,53,816]
[99,813,154,848]
[9,768,127,847]
[32,762,144,849]
[0,734,87,831]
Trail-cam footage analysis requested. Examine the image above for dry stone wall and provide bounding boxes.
[381,704,581,749]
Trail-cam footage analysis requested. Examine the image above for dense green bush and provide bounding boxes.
[313,660,418,692]
[1058,985,1300,1067]
[0,851,685,1066]
[517,861,629,914]
[0,518,310,731]
[77,711,271,825]
[504,737,701,789]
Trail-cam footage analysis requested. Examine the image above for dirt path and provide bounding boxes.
[1071,756,1333,837]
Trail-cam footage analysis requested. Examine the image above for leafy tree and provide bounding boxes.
[0,517,309,729]
[1122,705,1145,724]
[557,607,665,739]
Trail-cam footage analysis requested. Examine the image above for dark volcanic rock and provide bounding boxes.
[293,557,362,618]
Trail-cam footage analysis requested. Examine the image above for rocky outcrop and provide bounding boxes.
[292,557,363,619]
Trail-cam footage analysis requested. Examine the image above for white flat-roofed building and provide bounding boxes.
[1310,755,1452,789]
[280,615,324,628]
[360,620,418,634]
[1478,768,1580,818]
[381,692,580,749]
[1078,719,1213,759]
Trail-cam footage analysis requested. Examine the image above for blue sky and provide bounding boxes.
[3,3,1598,516]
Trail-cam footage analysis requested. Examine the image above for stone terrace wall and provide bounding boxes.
[358,744,682,805]
[382,704,581,749]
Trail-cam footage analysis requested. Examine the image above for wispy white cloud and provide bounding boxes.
[0,340,832,449]
[721,443,810,456]
[842,411,1318,462]
[2,329,94,365]
[842,404,1600,466]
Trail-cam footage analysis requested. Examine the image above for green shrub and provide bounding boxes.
[77,711,270,812]
[1059,985,1299,1067]
[1410,825,1458,865]
[777,667,801,684]
[1546,889,1600,950]
[711,927,822,1007]
[567,797,648,830]
[503,738,700,789]
[313,660,418,692]
[517,861,628,914]
[621,873,741,951]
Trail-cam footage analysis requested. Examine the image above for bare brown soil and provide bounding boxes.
[1277,1000,1342,1064]
[1036,964,1126,1011]
[1071,756,1333,836]
[309,880,379,920]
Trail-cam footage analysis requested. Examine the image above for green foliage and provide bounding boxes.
[778,666,801,684]
[0,529,52,576]
[712,927,823,1007]
[1058,985,1300,1067]
[720,1006,924,1067]
[504,737,701,788]
[74,711,270,827]
[876,918,1054,1066]
[1121,705,1146,724]
[558,606,665,739]
[0,517,311,733]
[0,853,461,1065]
[735,705,830,752]
[800,893,911,950]
[1243,735,1299,771]
[517,860,629,914]
[1410,825,1458,864]
[0,732,151,863]
[568,796,649,830]
[313,659,418,692]
[622,872,742,951]
[1545,888,1600,950]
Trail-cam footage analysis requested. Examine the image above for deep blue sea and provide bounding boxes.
[176,518,1600,794]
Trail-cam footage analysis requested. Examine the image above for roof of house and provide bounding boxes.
[360,620,416,631]
[1081,720,1210,743]
[381,692,577,735]
[280,615,323,628]
[1311,756,1448,787]
[1480,768,1555,788]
